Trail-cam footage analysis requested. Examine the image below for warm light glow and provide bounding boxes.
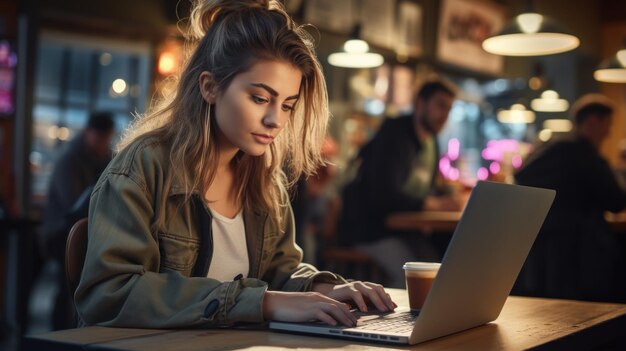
[618,49,626,67]
[594,69,626,83]
[517,13,543,33]
[328,52,384,68]
[57,127,70,141]
[543,119,572,132]
[497,104,536,124]
[528,77,543,90]
[344,39,369,54]
[111,79,127,94]
[329,38,384,68]
[158,52,177,75]
[538,128,553,142]
[47,126,58,139]
[483,33,579,56]
[531,90,569,112]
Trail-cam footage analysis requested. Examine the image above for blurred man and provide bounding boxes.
[338,79,462,287]
[41,111,115,329]
[514,94,626,302]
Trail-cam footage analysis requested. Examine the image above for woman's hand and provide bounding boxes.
[312,282,397,313]
[263,291,357,327]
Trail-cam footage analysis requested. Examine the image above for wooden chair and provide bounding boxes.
[65,218,88,301]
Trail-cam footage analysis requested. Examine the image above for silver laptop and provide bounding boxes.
[270,181,555,345]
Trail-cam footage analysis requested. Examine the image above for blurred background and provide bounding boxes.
[1,0,626,349]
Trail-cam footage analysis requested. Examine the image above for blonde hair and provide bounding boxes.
[118,0,329,230]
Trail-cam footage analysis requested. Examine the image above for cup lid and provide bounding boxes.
[403,262,441,271]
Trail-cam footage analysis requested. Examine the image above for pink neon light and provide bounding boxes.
[449,168,460,181]
[489,161,501,174]
[477,167,489,180]
[448,138,460,161]
[481,148,501,161]
[439,157,451,174]
[512,155,523,169]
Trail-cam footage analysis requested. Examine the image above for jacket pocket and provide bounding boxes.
[158,233,200,273]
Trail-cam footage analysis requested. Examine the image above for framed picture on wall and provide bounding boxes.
[437,0,505,75]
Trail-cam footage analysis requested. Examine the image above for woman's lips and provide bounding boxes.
[252,133,274,145]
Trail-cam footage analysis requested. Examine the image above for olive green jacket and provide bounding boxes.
[75,137,346,328]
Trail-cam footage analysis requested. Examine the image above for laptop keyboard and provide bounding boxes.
[354,311,419,334]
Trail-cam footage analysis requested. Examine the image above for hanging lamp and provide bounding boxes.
[531,90,569,112]
[594,47,626,83]
[497,104,536,124]
[328,25,384,68]
[482,9,579,56]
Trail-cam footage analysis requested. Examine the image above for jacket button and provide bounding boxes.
[203,299,219,318]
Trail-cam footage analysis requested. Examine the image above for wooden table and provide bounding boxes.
[23,288,626,350]
[386,211,462,233]
[605,211,626,232]
[388,210,626,234]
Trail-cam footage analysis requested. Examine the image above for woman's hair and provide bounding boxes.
[118,0,329,230]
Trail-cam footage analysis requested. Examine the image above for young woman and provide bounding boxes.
[75,0,395,329]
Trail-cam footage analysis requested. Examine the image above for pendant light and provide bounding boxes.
[328,25,384,69]
[531,90,569,112]
[497,104,536,124]
[594,47,626,83]
[482,3,579,57]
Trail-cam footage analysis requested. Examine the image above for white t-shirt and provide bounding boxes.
[206,208,249,282]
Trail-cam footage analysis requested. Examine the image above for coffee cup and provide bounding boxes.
[403,262,441,311]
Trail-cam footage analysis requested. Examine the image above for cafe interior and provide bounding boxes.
[2,0,626,350]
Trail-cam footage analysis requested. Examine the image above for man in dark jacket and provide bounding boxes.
[338,80,462,287]
[514,94,626,302]
[41,111,114,329]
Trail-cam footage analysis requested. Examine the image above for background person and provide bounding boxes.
[338,79,464,288]
[41,111,114,330]
[514,93,626,302]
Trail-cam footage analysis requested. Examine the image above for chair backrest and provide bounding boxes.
[65,218,88,301]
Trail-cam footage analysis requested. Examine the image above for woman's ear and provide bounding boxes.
[199,71,217,104]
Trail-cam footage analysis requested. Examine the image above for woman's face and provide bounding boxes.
[209,60,303,157]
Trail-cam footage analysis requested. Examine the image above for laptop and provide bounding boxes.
[270,181,555,345]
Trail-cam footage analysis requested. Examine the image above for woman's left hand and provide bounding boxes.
[312,282,397,312]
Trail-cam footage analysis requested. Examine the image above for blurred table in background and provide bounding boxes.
[389,210,626,234]
[386,211,462,234]
[606,211,626,232]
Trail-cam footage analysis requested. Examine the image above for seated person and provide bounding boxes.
[338,79,464,288]
[75,0,396,329]
[514,94,626,302]
[41,110,114,330]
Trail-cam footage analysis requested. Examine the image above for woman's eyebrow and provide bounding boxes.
[251,83,299,100]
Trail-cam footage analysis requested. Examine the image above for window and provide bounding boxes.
[30,31,152,205]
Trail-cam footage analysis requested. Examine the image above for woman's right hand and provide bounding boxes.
[263,291,357,327]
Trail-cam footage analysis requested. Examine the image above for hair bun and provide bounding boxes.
[188,0,284,40]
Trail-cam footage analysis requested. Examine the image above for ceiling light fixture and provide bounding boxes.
[497,104,536,124]
[328,25,384,69]
[594,47,626,83]
[531,90,569,112]
[482,12,579,56]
